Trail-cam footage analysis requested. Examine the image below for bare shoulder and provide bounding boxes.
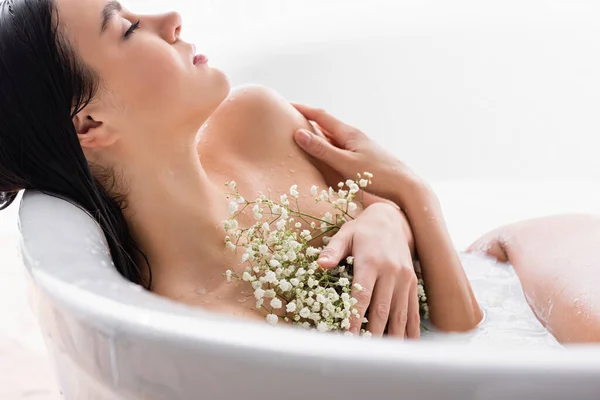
[207,84,313,146]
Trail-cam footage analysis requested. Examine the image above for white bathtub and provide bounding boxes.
[20,1,600,399]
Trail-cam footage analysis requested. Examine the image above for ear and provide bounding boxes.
[73,113,115,149]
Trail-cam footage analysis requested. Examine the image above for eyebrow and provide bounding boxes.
[100,1,122,35]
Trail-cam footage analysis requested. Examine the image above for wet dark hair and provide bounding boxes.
[0,0,152,288]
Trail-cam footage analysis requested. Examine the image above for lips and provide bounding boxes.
[190,43,208,65]
[193,54,208,65]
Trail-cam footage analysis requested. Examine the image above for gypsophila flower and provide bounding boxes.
[266,314,278,325]
[222,174,428,336]
[290,185,300,198]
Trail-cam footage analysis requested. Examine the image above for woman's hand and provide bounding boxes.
[320,202,420,339]
[294,102,483,332]
[292,104,427,208]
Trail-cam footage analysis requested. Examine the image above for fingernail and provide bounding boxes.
[295,129,311,146]
[318,255,329,263]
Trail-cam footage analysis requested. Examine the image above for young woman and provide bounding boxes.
[0,0,597,343]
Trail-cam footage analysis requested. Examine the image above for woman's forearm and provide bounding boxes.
[393,180,483,332]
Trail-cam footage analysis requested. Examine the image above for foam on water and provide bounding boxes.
[421,253,562,349]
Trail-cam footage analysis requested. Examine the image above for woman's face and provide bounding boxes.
[56,0,230,145]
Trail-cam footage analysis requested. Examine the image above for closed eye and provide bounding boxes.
[124,20,140,39]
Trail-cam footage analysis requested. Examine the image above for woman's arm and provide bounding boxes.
[292,104,483,332]
[468,214,600,343]
[392,180,482,331]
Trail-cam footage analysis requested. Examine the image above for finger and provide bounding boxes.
[317,223,354,269]
[349,268,376,335]
[291,103,353,146]
[406,281,421,339]
[294,129,350,167]
[387,278,410,339]
[366,277,395,337]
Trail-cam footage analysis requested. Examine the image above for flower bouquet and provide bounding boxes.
[223,173,428,336]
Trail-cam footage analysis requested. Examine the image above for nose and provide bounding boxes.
[157,11,182,43]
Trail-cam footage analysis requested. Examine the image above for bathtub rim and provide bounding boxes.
[20,237,600,376]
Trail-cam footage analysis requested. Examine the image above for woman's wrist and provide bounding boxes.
[389,171,436,212]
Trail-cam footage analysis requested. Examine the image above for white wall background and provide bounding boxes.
[123,0,600,184]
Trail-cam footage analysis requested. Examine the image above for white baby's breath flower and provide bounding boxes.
[236,196,245,204]
[286,302,297,313]
[269,259,281,268]
[341,318,351,330]
[336,198,347,207]
[362,331,372,338]
[226,241,236,251]
[262,222,270,232]
[276,219,287,231]
[228,201,238,215]
[264,270,277,283]
[241,253,250,263]
[338,277,350,287]
[280,194,289,205]
[317,322,329,332]
[295,222,302,229]
[290,278,300,287]
[227,181,237,191]
[264,289,276,298]
[296,268,306,277]
[305,247,320,258]
[279,279,292,292]
[310,185,318,196]
[286,249,297,262]
[322,236,331,245]
[225,270,232,282]
[251,281,262,290]
[289,184,300,198]
[270,298,283,309]
[353,283,363,291]
[266,314,278,325]
[346,256,354,265]
[256,298,264,308]
[242,271,254,281]
[299,307,310,318]
[359,179,369,188]
[254,288,265,299]
[319,190,329,202]
[258,244,268,255]
[348,202,357,212]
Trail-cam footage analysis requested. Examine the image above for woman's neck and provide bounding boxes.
[123,138,235,293]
